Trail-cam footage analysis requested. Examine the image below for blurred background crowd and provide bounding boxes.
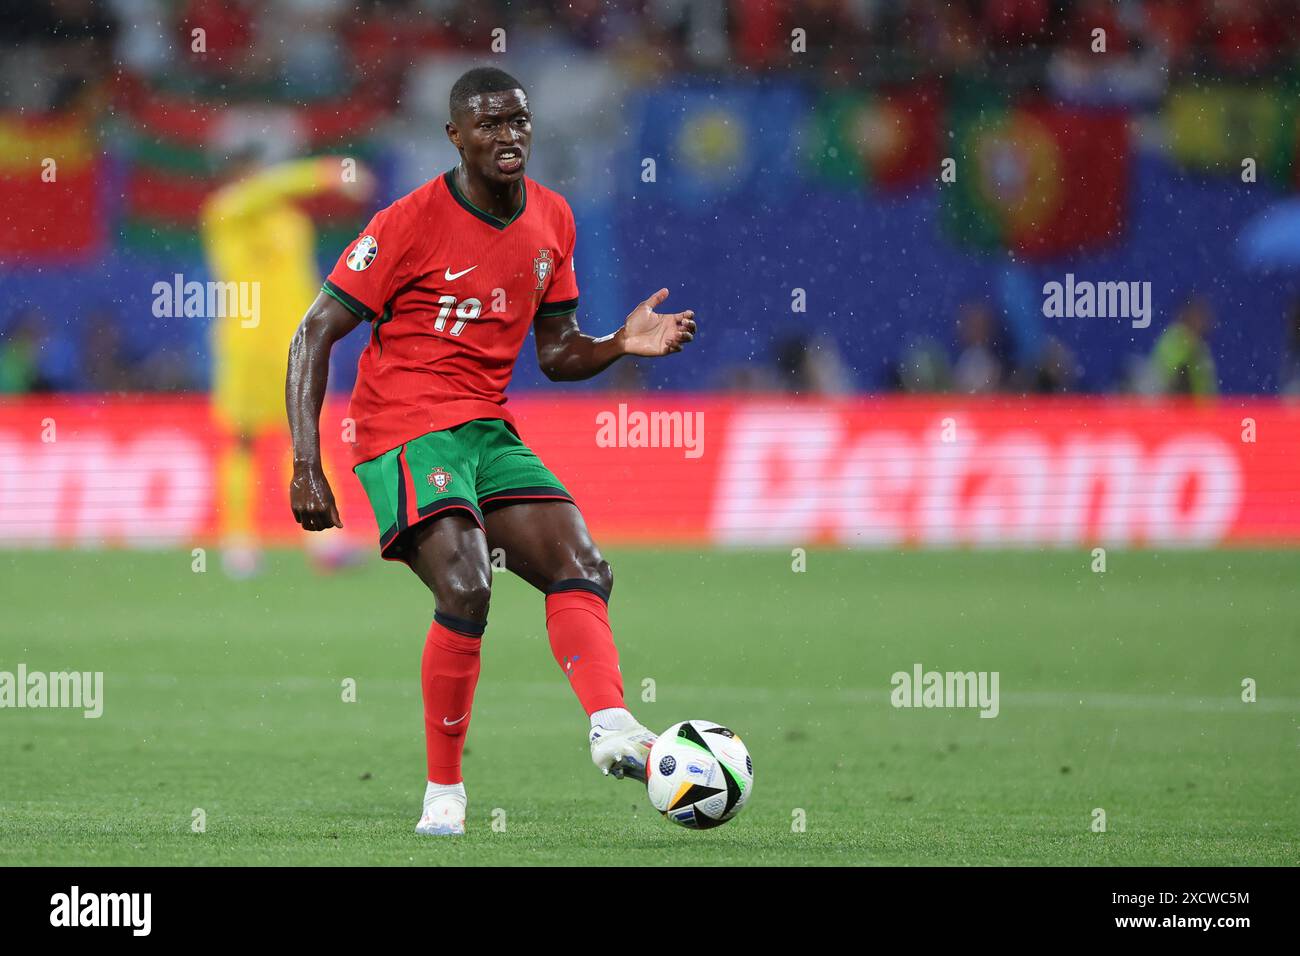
[3,0,1300,398]
[6,0,1299,100]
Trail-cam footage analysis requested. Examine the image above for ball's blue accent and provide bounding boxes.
[746,755,752,775]
[659,755,677,776]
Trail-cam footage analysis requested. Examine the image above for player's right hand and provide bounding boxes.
[621,288,696,358]
[290,461,343,531]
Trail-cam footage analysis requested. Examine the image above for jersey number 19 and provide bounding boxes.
[434,295,481,336]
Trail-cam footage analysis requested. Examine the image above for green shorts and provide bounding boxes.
[353,418,574,561]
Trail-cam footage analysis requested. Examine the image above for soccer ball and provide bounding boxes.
[647,720,753,829]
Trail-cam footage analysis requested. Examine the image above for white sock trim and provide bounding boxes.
[590,707,635,731]
[423,781,466,808]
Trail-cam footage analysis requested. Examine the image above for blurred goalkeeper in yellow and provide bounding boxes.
[201,154,374,577]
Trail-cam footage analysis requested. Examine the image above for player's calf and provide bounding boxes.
[545,578,622,711]
[406,515,493,831]
[541,570,656,782]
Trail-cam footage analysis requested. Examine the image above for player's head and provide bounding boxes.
[445,67,531,186]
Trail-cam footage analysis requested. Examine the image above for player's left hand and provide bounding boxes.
[621,288,696,357]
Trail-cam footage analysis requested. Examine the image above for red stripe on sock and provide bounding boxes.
[545,590,625,715]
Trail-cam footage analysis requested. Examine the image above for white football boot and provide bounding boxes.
[415,781,466,836]
[590,722,658,782]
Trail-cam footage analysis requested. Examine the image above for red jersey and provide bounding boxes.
[323,169,579,465]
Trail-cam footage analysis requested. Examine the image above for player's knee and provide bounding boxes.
[435,553,493,622]
[443,576,492,622]
[552,553,613,598]
[592,558,613,596]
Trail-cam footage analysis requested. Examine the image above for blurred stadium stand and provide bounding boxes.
[2,0,1300,398]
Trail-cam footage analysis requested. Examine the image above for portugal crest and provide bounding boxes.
[426,467,452,493]
[533,248,552,290]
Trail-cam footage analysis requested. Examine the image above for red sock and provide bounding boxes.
[545,588,625,714]
[421,619,482,784]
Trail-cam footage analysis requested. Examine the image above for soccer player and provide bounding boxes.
[285,67,697,835]
[203,153,372,576]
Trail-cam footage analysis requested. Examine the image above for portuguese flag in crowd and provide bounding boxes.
[113,73,387,256]
[1165,80,1300,185]
[0,110,103,260]
[942,91,1130,260]
[808,83,941,190]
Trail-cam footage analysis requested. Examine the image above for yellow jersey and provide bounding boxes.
[201,158,335,432]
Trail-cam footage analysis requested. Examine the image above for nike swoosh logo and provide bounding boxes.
[444,265,477,281]
[443,713,468,726]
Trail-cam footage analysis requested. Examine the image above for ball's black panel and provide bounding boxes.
[677,720,715,757]
[692,809,728,830]
[720,757,742,816]
[667,782,724,812]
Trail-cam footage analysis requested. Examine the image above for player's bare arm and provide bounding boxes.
[534,288,697,381]
[285,292,360,531]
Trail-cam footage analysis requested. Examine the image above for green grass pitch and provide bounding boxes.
[1,547,1297,866]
